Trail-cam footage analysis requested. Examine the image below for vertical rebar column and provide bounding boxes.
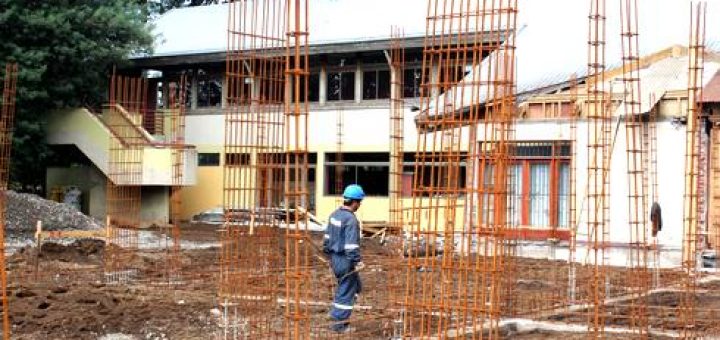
[647,94,660,287]
[619,0,650,335]
[389,27,405,237]
[167,75,187,284]
[283,0,310,338]
[568,74,579,306]
[0,62,18,340]
[335,108,343,206]
[222,1,288,337]
[402,0,518,337]
[105,73,146,284]
[586,0,608,336]
[680,2,706,337]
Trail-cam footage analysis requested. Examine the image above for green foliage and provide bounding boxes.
[0,0,153,191]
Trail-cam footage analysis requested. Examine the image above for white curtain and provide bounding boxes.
[558,163,570,228]
[530,163,550,226]
[507,164,522,226]
[481,165,494,225]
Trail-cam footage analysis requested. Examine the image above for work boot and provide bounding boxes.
[332,325,356,334]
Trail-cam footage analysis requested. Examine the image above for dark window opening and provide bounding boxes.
[298,73,320,102]
[403,68,424,98]
[363,69,391,100]
[197,69,222,108]
[324,152,389,196]
[326,152,388,163]
[198,153,220,166]
[413,165,467,196]
[225,153,251,166]
[327,72,355,101]
[326,165,389,196]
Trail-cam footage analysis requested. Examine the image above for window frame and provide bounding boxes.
[479,141,571,230]
[198,153,221,167]
[326,68,356,102]
[361,65,391,100]
[324,152,390,197]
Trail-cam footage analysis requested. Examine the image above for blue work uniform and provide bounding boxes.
[322,206,362,332]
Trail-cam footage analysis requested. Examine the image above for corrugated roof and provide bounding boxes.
[611,56,720,116]
[427,0,720,116]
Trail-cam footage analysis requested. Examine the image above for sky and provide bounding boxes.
[150,0,720,93]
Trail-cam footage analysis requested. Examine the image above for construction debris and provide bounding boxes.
[5,190,102,235]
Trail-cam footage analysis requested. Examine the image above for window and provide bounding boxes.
[401,152,467,197]
[225,77,252,106]
[479,141,571,228]
[296,73,320,102]
[325,153,389,196]
[363,69,390,100]
[225,153,251,166]
[197,69,222,107]
[297,73,320,102]
[198,153,220,166]
[403,67,424,98]
[327,71,355,101]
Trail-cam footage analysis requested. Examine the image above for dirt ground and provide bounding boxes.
[6,225,219,340]
[3,224,720,339]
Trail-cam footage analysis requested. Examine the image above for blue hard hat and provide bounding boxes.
[343,184,365,200]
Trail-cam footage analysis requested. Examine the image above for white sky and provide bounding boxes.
[149,0,720,93]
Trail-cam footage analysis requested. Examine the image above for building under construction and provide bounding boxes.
[7,0,720,338]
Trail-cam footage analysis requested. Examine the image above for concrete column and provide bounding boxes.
[319,64,327,105]
[431,62,440,98]
[190,72,198,110]
[221,72,228,109]
[355,61,363,103]
[285,74,292,107]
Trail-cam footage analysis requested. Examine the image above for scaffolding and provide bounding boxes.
[0,62,18,340]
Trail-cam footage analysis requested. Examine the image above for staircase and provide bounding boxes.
[46,107,197,186]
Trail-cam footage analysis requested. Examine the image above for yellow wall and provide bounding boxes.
[175,143,218,219]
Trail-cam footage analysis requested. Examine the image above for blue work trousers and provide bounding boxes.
[328,254,362,332]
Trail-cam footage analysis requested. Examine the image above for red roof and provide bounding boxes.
[703,71,720,103]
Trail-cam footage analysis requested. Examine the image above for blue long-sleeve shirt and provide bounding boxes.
[322,207,361,263]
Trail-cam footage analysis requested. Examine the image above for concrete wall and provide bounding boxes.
[47,166,171,226]
[46,109,110,174]
[47,165,107,219]
[141,186,170,226]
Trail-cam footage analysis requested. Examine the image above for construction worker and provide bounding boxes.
[323,184,365,333]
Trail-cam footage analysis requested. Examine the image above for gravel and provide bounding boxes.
[4,190,103,235]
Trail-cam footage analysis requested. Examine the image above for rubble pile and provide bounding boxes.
[4,190,102,234]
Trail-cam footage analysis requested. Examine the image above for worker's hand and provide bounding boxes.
[355,262,366,271]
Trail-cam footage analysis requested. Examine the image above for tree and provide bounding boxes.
[0,0,153,192]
